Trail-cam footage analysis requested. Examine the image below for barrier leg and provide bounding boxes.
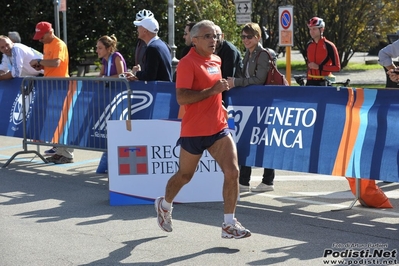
[331,178,361,211]
[2,150,48,168]
[28,144,41,162]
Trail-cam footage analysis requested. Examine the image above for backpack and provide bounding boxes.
[256,48,289,86]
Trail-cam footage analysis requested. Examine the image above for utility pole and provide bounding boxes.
[168,0,179,74]
[53,0,60,37]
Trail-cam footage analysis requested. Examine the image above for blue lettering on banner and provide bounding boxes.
[247,106,317,148]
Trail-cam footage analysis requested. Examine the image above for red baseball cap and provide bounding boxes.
[33,21,52,40]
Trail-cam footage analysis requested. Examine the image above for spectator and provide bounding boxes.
[378,39,399,84]
[214,25,242,107]
[305,17,340,86]
[96,35,127,77]
[95,34,128,173]
[134,9,154,70]
[227,22,275,193]
[180,21,196,59]
[215,25,242,79]
[173,21,196,82]
[29,21,73,164]
[8,31,21,43]
[154,20,251,239]
[0,35,43,80]
[125,17,172,82]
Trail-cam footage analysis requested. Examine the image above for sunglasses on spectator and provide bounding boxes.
[241,34,254,40]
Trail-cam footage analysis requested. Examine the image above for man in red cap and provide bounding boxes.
[29,21,74,164]
[30,21,69,77]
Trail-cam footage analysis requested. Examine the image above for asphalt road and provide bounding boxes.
[0,135,398,266]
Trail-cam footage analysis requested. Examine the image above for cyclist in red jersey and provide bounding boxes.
[306,17,341,86]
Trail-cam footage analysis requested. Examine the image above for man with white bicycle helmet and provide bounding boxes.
[136,9,154,21]
[134,9,154,69]
[306,16,341,86]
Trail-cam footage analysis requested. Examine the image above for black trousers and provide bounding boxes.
[239,166,275,186]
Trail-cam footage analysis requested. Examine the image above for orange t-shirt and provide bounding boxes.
[43,36,69,77]
[176,48,227,137]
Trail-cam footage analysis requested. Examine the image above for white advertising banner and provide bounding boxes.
[107,120,225,205]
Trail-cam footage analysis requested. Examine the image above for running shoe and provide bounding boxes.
[239,184,250,192]
[44,147,57,156]
[251,183,274,192]
[222,218,251,239]
[154,197,173,232]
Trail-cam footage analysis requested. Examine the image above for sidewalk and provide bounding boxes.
[1,135,398,265]
[84,50,388,85]
[279,50,387,85]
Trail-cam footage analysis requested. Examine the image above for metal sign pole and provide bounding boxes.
[53,0,60,37]
[168,0,178,73]
[62,11,67,44]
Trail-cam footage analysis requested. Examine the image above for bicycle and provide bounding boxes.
[293,74,350,87]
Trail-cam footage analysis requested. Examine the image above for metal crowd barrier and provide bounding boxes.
[2,76,131,167]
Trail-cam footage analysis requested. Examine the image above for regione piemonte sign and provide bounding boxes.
[107,120,225,205]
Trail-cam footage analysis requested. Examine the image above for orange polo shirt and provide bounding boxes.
[176,48,227,137]
[43,36,69,77]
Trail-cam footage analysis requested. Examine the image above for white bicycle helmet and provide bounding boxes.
[307,17,325,28]
[135,9,154,21]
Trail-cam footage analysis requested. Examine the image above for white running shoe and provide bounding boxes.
[239,184,250,192]
[154,197,173,232]
[222,218,251,239]
[251,183,274,192]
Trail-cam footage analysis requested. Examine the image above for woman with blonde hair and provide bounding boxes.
[227,22,275,193]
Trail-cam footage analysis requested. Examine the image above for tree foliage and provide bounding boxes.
[247,0,399,68]
[288,0,399,67]
[174,0,241,56]
[1,0,399,72]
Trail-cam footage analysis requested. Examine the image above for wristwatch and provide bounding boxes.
[37,59,42,66]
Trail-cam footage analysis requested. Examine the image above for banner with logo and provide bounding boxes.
[5,79,179,149]
[1,80,399,182]
[226,85,351,175]
[107,120,224,205]
[0,78,32,137]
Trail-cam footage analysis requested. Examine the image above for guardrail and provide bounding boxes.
[2,76,131,167]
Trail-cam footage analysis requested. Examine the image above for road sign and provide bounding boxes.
[278,6,294,46]
[234,0,252,25]
[280,10,291,30]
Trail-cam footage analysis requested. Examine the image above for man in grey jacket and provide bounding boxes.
[226,22,275,193]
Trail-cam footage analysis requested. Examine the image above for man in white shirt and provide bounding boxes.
[0,35,43,80]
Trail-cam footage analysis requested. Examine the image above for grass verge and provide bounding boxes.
[277,60,383,71]
[290,83,385,88]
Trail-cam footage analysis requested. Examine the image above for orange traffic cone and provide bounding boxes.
[346,178,392,208]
